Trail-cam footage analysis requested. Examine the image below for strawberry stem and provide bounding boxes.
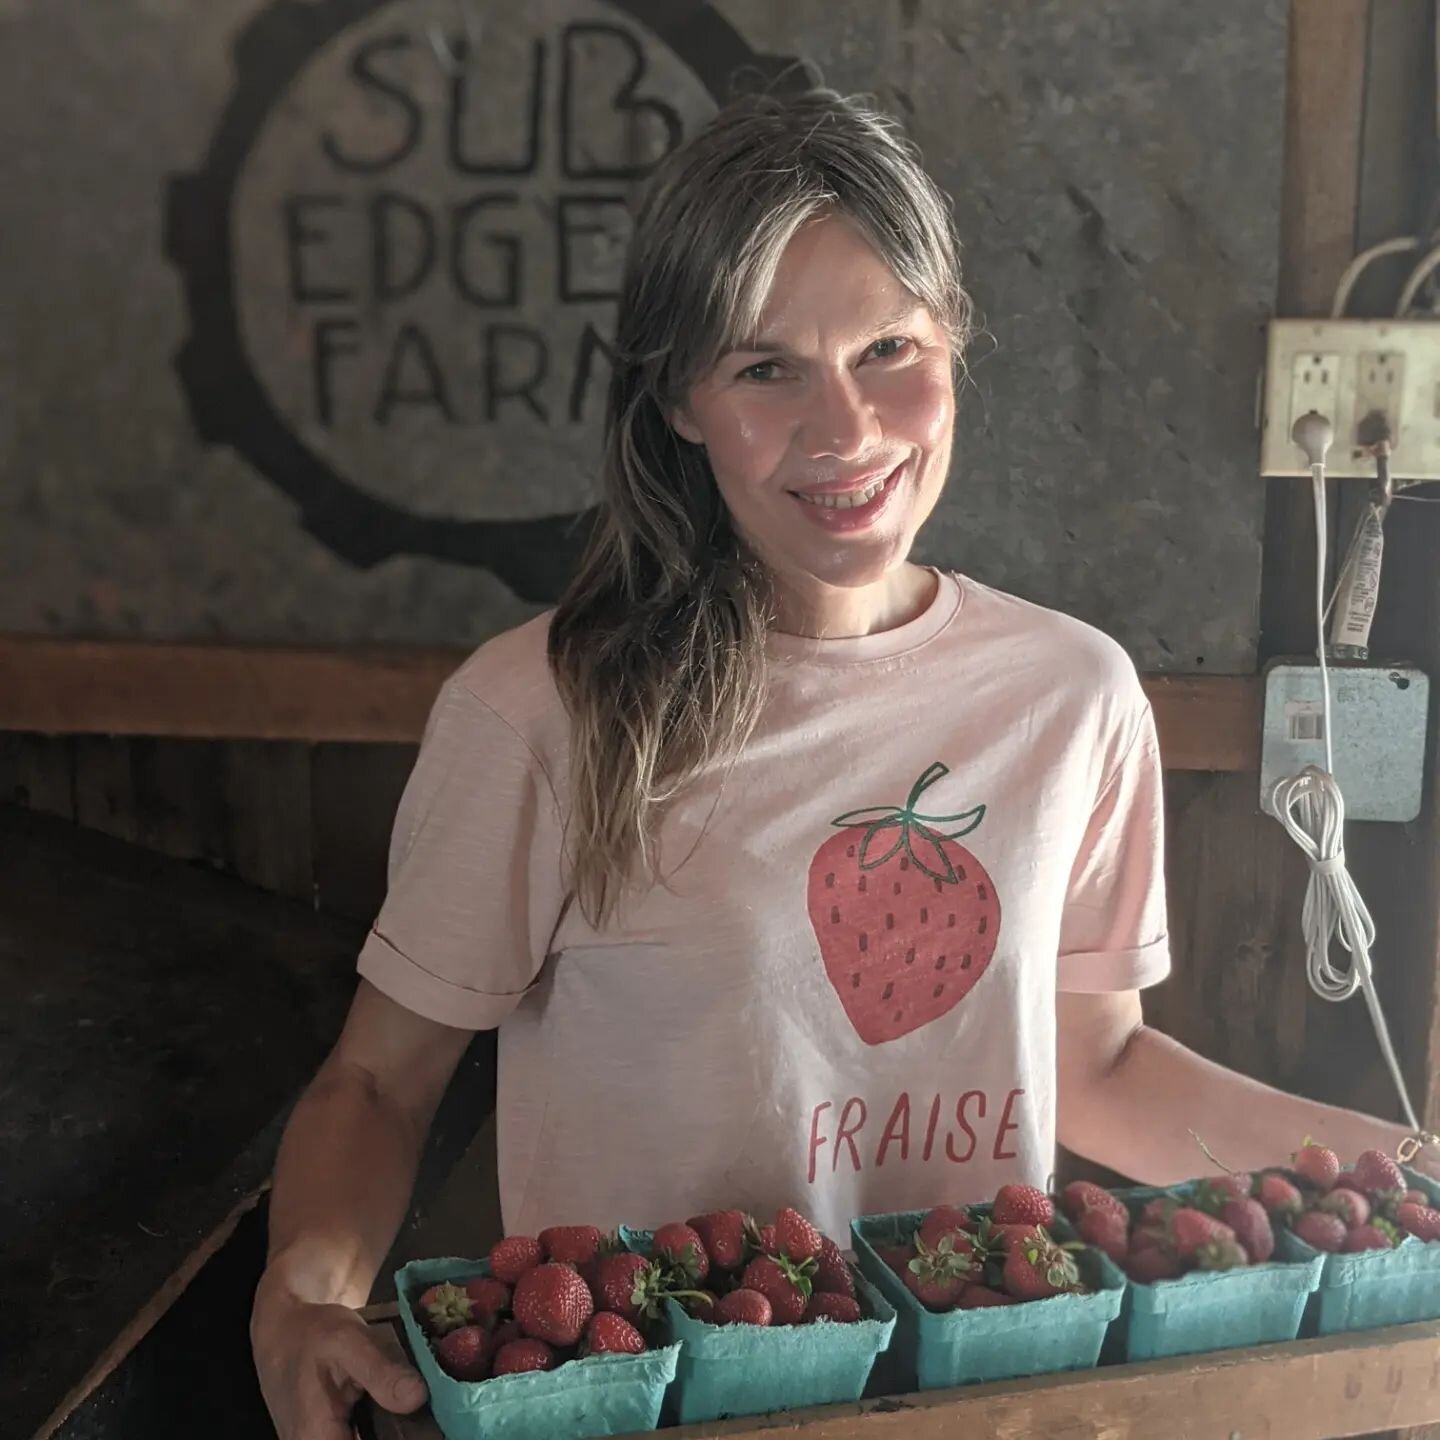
[830,763,985,886]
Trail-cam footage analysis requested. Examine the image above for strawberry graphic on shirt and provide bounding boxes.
[807,762,1001,1045]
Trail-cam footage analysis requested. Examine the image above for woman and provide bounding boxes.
[252,88,1426,1439]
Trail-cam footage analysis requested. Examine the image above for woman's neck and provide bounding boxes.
[768,563,938,640]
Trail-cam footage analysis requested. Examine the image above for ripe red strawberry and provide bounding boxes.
[489,1320,520,1351]
[813,1236,857,1297]
[435,1324,492,1381]
[1404,1188,1430,1207]
[807,764,999,1044]
[417,1281,473,1336]
[1256,1173,1303,1217]
[992,1184,1055,1229]
[804,1292,863,1323]
[1294,1143,1340,1191]
[462,1276,511,1323]
[756,1224,778,1255]
[717,1288,773,1326]
[1138,1196,1178,1231]
[774,1207,824,1263]
[742,1255,811,1325]
[874,1243,913,1278]
[985,1222,1039,1253]
[492,1338,555,1376]
[1003,1231,1082,1301]
[1220,1198,1274,1264]
[1334,1171,1366,1194]
[1170,1208,1234,1260]
[1344,1223,1399,1252]
[653,1222,710,1284]
[1354,1150,1405,1196]
[1195,1173,1253,1212]
[540,1225,604,1267]
[1077,1206,1129,1264]
[1397,1201,1440,1242]
[1293,1210,1347,1253]
[584,1312,647,1355]
[589,1253,662,1323]
[902,1233,973,1312]
[1059,1182,1128,1225]
[513,1263,594,1346]
[959,1284,1019,1307]
[1126,1247,1183,1284]
[687,1210,748,1271]
[489,1235,545,1285]
[1319,1188,1370,1229]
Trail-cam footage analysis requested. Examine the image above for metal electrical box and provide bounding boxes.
[1259,661,1430,822]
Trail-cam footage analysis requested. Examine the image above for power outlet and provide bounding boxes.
[1260,319,1440,480]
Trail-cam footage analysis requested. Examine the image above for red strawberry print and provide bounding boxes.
[807,763,1001,1045]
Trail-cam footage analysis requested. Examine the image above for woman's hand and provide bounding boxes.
[252,1267,427,1440]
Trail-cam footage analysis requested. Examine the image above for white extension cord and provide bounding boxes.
[1268,410,1422,1134]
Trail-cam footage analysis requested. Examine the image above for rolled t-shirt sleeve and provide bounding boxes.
[357,679,566,1029]
[1057,701,1171,994]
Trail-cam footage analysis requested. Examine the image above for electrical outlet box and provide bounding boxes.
[1259,661,1430,822]
[1259,319,1440,479]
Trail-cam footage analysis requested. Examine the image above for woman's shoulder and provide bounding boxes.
[442,610,568,746]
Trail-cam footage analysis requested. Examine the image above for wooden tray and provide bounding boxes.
[357,1304,1440,1439]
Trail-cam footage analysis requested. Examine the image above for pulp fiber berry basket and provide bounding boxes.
[1289,1166,1440,1336]
[1105,1184,1324,1363]
[619,1227,896,1424]
[395,1256,679,1440]
[850,1207,1124,1391]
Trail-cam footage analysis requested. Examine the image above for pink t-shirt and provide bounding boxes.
[358,571,1170,1240]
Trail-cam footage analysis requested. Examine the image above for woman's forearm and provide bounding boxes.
[1062,1024,1412,1184]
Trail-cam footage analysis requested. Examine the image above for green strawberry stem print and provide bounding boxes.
[807,762,1002,1045]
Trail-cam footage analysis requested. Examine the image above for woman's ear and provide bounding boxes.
[669,406,703,446]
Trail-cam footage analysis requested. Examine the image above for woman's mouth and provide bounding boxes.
[789,461,906,530]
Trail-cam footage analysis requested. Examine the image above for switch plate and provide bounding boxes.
[1260,319,1440,480]
[1259,661,1430,822]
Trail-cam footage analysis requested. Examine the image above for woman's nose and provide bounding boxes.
[801,371,881,463]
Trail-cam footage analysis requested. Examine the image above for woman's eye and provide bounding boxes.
[868,336,910,361]
[740,360,781,382]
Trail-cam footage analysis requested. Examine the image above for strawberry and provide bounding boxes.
[804,1292,863,1323]
[584,1312,646,1355]
[756,1224,779,1256]
[1294,1143,1340,1191]
[417,1282,473,1336]
[1195,1174,1253,1212]
[992,1184,1054,1229]
[1334,1171,1366,1194]
[1003,1230,1083,1301]
[489,1235,545,1286]
[1404,1189,1429,1207]
[1354,1150,1405,1196]
[435,1324,492,1381]
[874,1243,913,1278]
[1125,1247,1183,1284]
[986,1222,1039,1253]
[917,1204,973,1251]
[959,1284,1019,1307]
[902,1233,973,1312]
[1220,1198,1274,1264]
[807,763,999,1045]
[1319,1188,1370,1229]
[1196,1238,1249,1271]
[1139,1196,1178,1229]
[1059,1182,1127,1225]
[1396,1201,1440,1242]
[717,1288,773,1326]
[1343,1222,1399,1252]
[741,1255,812,1325]
[687,1210,749,1272]
[1293,1210,1347,1252]
[1170,1208,1235,1260]
[540,1225,604,1267]
[653,1222,710,1284]
[813,1236,857,1297]
[1256,1173,1303,1217]
[683,1290,719,1322]
[492,1338,555,1376]
[1077,1207,1129,1265]
[513,1263,594,1346]
[589,1253,663,1323]
[462,1276,511,1323]
[774,1207,824,1263]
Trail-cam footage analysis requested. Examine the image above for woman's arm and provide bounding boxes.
[1056,990,1414,1182]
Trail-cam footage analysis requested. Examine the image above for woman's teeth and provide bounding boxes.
[794,474,888,509]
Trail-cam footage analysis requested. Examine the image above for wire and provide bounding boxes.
[1267,416,1421,1132]
[1396,240,1440,315]
[1331,236,1421,316]
[1393,492,1440,503]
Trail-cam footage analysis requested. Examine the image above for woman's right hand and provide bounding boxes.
[252,1268,428,1440]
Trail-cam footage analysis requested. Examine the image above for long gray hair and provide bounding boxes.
[548,87,973,926]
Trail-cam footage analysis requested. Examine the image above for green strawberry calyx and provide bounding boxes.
[830,762,985,885]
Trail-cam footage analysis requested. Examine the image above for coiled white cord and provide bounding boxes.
[1268,412,1420,1132]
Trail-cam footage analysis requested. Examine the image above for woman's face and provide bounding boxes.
[674,215,955,596]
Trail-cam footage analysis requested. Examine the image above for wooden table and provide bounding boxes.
[359,1305,1440,1439]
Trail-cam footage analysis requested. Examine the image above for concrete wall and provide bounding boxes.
[0,0,1283,670]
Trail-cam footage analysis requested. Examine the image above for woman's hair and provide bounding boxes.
[548,86,973,926]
